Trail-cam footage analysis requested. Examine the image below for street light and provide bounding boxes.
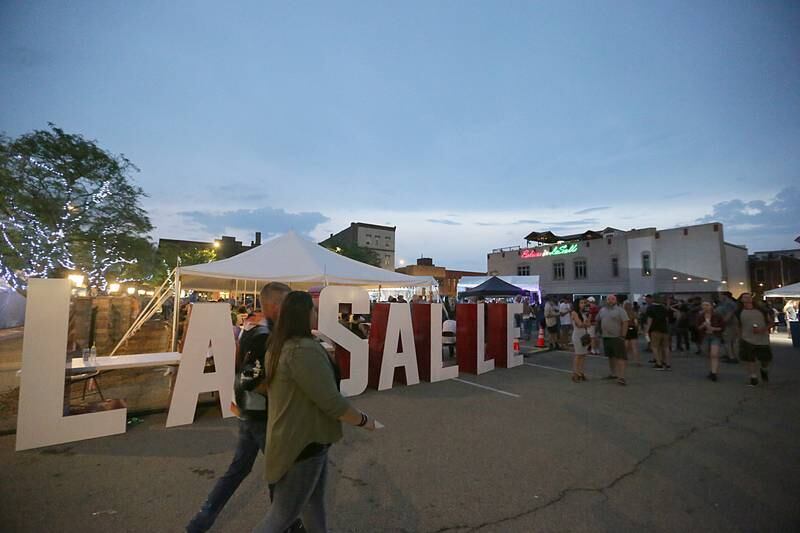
[213,240,221,248]
[108,283,121,293]
[126,287,136,295]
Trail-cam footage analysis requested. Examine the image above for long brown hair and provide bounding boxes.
[266,291,314,384]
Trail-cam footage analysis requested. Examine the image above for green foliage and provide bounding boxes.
[323,242,381,267]
[0,124,153,292]
[118,243,217,286]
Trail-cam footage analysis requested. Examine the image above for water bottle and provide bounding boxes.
[89,344,97,366]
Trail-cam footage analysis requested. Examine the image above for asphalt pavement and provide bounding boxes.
[1,335,799,532]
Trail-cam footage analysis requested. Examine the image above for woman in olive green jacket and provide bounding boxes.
[254,291,380,533]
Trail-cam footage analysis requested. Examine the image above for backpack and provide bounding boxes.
[234,325,270,414]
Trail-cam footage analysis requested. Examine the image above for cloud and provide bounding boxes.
[574,206,610,215]
[697,187,800,248]
[515,219,541,225]
[180,206,329,237]
[541,218,599,228]
[427,219,461,226]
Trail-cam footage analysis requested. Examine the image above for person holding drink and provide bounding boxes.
[737,293,773,387]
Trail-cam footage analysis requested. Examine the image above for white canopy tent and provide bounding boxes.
[112,231,435,355]
[764,282,800,298]
[178,231,435,291]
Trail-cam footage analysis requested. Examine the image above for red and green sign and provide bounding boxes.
[520,243,579,259]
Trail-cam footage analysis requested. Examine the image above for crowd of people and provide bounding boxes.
[537,291,791,387]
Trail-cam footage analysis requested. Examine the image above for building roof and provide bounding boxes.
[351,222,396,231]
[524,227,621,243]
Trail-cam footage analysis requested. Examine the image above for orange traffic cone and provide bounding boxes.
[536,326,546,348]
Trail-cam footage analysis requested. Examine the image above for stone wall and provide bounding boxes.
[71,296,170,355]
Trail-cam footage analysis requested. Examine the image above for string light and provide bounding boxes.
[1,152,143,293]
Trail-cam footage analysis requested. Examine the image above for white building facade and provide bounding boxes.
[487,223,750,301]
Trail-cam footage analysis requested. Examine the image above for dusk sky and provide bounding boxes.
[2,1,799,271]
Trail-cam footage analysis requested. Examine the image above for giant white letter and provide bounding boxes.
[476,303,493,374]
[318,286,370,397]
[379,304,420,390]
[506,302,523,368]
[16,279,127,451]
[166,303,236,427]
[429,303,458,382]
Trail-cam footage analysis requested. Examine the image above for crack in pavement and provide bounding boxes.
[429,389,769,533]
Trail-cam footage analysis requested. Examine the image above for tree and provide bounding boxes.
[323,243,381,267]
[0,124,153,293]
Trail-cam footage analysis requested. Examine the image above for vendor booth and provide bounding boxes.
[457,275,539,301]
[460,276,526,298]
[113,231,435,354]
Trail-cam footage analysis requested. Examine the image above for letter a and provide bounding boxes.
[379,304,420,390]
[166,303,236,427]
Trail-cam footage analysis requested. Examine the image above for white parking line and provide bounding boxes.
[526,350,605,360]
[523,362,573,374]
[452,378,520,398]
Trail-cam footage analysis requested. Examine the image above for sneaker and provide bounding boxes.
[664,365,672,371]
[760,368,769,383]
[706,372,718,382]
[648,359,657,364]
[655,365,667,371]
[749,377,759,387]
[617,377,627,386]
[602,375,618,380]
[653,363,664,370]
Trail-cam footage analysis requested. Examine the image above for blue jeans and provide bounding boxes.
[254,447,329,533]
[187,417,267,533]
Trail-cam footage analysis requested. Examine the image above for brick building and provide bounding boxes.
[396,257,485,297]
[749,249,800,297]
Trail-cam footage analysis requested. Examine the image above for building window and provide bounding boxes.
[642,252,652,277]
[755,268,765,283]
[517,265,530,276]
[683,228,688,236]
[553,262,565,280]
[574,259,587,280]
[611,257,619,277]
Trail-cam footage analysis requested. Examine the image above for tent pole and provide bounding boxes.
[109,271,175,356]
[171,262,182,351]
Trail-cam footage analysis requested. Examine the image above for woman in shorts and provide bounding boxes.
[570,298,591,382]
[697,301,725,381]
[623,301,640,365]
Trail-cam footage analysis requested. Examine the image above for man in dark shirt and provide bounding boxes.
[645,295,671,370]
[186,282,290,533]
